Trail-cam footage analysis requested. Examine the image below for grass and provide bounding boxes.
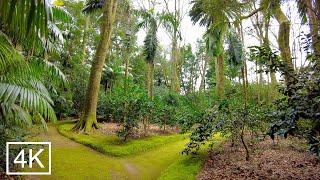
[158,133,226,180]
[28,123,226,179]
[58,123,186,157]
[30,125,129,179]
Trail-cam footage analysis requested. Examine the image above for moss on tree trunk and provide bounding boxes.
[73,0,118,133]
[215,52,225,98]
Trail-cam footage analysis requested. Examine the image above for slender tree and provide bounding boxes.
[137,9,159,99]
[164,0,183,93]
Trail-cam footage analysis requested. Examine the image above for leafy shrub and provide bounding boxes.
[251,45,320,156]
[152,87,181,129]
[70,65,90,116]
[97,81,151,140]
[0,125,27,173]
[182,93,268,156]
[268,64,320,156]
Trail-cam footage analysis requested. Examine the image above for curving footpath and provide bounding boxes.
[27,125,189,180]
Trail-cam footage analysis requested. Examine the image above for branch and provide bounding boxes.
[240,7,263,20]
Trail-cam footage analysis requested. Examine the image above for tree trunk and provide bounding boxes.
[216,52,225,98]
[81,16,90,64]
[305,0,320,60]
[171,34,180,93]
[237,22,249,99]
[271,1,294,86]
[145,62,154,136]
[73,0,118,133]
[241,125,250,161]
[199,54,209,91]
[147,62,154,99]
[170,0,181,93]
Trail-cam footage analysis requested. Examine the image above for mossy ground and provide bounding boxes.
[58,123,185,157]
[28,122,224,180]
[159,133,226,180]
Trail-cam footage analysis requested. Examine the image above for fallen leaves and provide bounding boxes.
[198,137,320,180]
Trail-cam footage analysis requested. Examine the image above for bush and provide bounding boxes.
[97,81,151,140]
[152,87,181,129]
[182,91,269,156]
[267,64,320,156]
[0,125,27,173]
[70,65,90,116]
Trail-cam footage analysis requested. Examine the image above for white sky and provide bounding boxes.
[133,0,205,51]
[132,0,309,84]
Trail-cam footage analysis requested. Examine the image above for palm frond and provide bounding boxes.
[0,83,57,123]
[52,6,73,23]
[48,21,65,43]
[41,60,67,84]
[0,32,29,76]
[296,0,308,24]
[226,31,243,66]
[143,28,158,63]
[160,12,180,36]
[83,0,104,14]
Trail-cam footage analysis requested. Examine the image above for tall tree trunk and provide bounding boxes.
[305,0,320,60]
[171,35,180,92]
[262,11,277,85]
[170,0,181,93]
[263,17,278,87]
[73,0,118,133]
[199,54,209,91]
[271,1,294,86]
[147,62,154,99]
[81,16,90,64]
[216,52,225,98]
[145,62,154,135]
[236,22,249,96]
[123,0,131,89]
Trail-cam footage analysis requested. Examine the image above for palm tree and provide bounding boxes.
[190,0,242,98]
[136,9,162,99]
[162,0,182,93]
[73,0,118,132]
[0,0,69,128]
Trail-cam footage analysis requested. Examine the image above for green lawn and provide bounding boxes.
[159,133,225,180]
[28,123,225,179]
[58,123,186,157]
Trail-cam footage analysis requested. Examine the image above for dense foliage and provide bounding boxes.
[1,1,320,177]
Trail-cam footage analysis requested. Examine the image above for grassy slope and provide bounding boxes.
[29,123,223,179]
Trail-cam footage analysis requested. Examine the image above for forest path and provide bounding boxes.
[27,124,188,180]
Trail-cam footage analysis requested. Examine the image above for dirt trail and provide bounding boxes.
[27,125,187,180]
